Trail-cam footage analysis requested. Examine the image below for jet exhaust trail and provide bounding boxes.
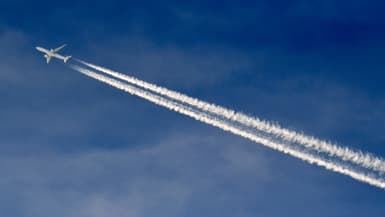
[70,64,385,189]
[76,59,385,174]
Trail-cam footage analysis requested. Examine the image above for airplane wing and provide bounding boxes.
[46,56,51,63]
[53,44,67,52]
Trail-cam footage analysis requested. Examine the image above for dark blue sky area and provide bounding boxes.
[0,1,385,216]
[3,1,385,94]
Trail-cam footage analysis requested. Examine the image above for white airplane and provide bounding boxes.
[36,44,72,63]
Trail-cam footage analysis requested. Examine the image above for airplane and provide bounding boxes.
[36,44,72,63]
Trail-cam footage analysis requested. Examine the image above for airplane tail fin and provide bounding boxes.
[64,56,72,63]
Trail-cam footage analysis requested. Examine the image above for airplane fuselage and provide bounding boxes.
[36,46,68,62]
[36,44,71,63]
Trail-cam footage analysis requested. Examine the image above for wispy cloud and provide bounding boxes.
[70,63,385,189]
[78,59,385,174]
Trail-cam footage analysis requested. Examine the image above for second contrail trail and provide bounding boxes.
[76,59,385,174]
[69,64,385,189]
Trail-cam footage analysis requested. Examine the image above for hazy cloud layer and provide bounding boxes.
[0,134,271,217]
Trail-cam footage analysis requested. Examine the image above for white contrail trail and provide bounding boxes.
[77,59,385,174]
[70,64,385,189]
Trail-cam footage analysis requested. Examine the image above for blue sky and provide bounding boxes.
[1,1,385,216]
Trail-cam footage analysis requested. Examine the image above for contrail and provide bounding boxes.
[77,59,385,174]
[70,64,385,189]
